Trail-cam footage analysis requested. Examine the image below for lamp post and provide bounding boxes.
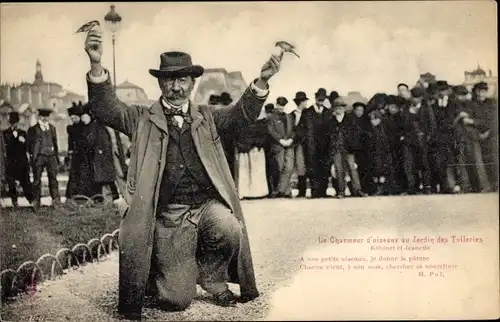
[104,4,127,181]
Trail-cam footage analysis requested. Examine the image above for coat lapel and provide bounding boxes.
[148,100,169,134]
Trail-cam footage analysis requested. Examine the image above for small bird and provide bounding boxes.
[75,20,100,34]
[275,41,300,59]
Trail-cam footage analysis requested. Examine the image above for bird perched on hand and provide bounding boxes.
[75,20,100,34]
[275,41,300,59]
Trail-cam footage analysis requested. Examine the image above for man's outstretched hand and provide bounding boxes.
[256,55,281,89]
[84,25,104,77]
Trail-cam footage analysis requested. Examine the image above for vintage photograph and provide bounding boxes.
[0,1,498,321]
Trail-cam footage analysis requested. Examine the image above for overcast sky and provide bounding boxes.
[1,1,497,102]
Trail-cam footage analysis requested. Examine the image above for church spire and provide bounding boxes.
[34,58,44,84]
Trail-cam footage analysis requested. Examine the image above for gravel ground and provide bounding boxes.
[1,193,498,321]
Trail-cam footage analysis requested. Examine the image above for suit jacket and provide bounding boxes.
[327,113,361,157]
[430,97,457,144]
[267,110,294,151]
[302,105,332,172]
[26,123,59,162]
[87,70,267,311]
[3,127,29,168]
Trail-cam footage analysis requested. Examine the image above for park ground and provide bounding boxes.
[1,192,499,321]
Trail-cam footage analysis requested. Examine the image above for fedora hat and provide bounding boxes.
[208,94,220,105]
[37,107,54,117]
[219,92,233,106]
[352,101,366,109]
[149,51,204,78]
[293,91,309,104]
[315,88,327,99]
[276,96,288,106]
[436,80,449,91]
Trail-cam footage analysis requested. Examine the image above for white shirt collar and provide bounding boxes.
[335,113,345,122]
[39,120,49,128]
[161,98,189,114]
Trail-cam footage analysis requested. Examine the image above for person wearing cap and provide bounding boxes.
[452,85,492,193]
[400,87,433,194]
[302,87,332,198]
[84,25,280,318]
[208,94,220,108]
[428,80,458,194]
[471,81,498,191]
[266,96,297,197]
[26,107,61,210]
[397,83,412,100]
[2,111,34,207]
[327,97,366,198]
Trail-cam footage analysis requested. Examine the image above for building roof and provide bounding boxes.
[117,80,143,89]
[466,64,486,76]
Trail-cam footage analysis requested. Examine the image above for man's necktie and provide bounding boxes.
[164,108,193,127]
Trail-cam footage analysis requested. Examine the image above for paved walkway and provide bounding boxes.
[1,194,498,321]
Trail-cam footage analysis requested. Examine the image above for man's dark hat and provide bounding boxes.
[352,102,366,109]
[453,85,469,96]
[219,92,233,106]
[208,94,220,105]
[293,91,309,104]
[329,91,339,101]
[276,96,288,106]
[265,103,275,112]
[38,107,53,117]
[385,95,402,106]
[473,81,488,91]
[149,51,204,78]
[9,111,20,124]
[410,87,426,98]
[436,80,449,91]
[315,88,327,99]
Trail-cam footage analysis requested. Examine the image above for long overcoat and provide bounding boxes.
[85,120,117,183]
[87,72,267,311]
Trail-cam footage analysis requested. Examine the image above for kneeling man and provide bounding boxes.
[84,26,280,319]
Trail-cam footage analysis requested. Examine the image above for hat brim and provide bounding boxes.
[293,97,309,104]
[352,103,366,108]
[149,65,204,78]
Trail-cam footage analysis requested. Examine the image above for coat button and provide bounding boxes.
[180,164,184,169]
[98,150,103,154]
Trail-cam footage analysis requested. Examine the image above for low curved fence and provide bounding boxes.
[0,196,121,301]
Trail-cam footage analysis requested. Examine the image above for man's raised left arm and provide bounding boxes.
[213,55,281,132]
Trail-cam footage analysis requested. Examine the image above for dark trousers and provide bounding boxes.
[390,145,406,193]
[310,162,330,198]
[403,138,431,192]
[264,146,279,196]
[332,151,362,195]
[429,140,456,193]
[32,154,60,202]
[353,150,372,194]
[456,139,491,192]
[6,165,33,203]
[146,199,240,310]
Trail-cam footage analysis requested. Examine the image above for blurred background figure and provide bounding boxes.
[208,94,220,110]
[366,109,392,195]
[27,108,61,210]
[290,91,308,198]
[66,102,84,198]
[351,102,372,194]
[0,125,6,206]
[3,111,34,207]
[86,103,121,202]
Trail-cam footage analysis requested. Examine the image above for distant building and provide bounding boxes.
[463,65,498,99]
[192,68,248,106]
[115,80,154,105]
[0,59,85,151]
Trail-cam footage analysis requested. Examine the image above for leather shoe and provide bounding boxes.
[214,290,238,307]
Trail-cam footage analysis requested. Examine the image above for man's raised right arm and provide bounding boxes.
[85,24,143,138]
[87,69,143,138]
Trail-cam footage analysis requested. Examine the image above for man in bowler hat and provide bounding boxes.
[84,25,280,319]
[302,87,332,198]
[26,108,61,210]
[3,111,34,207]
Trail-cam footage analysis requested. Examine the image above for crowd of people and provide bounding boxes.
[0,79,498,208]
[208,80,498,199]
[0,101,127,210]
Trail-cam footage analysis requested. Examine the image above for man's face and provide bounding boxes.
[299,100,308,110]
[475,89,488,101]
[457,94,467,102]
[353,106,364,118]
[334,105,345,116]
[158,76,195,106]
[438,89,449,98]
[39,115,50,122]
[387,104,399,115]
[398,85,411,99]
[316,98,325,106]
[411,97,423,106]
[70,115,81,123]
[276,104,285,112]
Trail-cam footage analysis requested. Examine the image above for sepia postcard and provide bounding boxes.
[0,1,498,321]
